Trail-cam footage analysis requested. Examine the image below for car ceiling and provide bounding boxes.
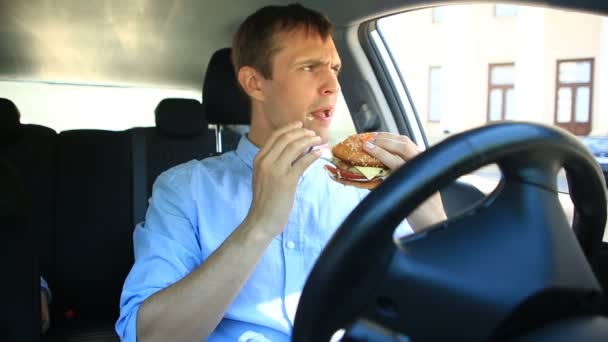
[0,0,606,92]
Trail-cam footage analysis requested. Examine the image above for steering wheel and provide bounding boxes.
[293,122,607,341]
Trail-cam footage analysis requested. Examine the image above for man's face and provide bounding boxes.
[257,28,341,144]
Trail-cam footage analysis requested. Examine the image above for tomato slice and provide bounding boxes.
[324,164,369,182]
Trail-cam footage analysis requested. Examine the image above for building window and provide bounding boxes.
[428,66,442,122]
[494,4,518,17]
[555,58,593,135]
[487,63,515,122]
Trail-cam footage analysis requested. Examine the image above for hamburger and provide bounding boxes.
[324,133,390,189]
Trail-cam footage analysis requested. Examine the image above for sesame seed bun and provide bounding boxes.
[331,133,385,168]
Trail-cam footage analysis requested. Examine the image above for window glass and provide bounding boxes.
[0,80,198,132]
[376,3,607,238]
[491,65,515,85]
[1,79,356,143]
[557,87,573,123]
[495,5,518,17]
[505,88,515,119]
[378,4,602,140]
[432,7,448,23]
[559,61,591,83]
[487,64,515,121]
[428,67,442,122]
[555,59,593,133]
[489,89,503,121]
[575,86,590,122]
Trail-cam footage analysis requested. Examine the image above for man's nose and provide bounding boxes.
[320,70,340,95]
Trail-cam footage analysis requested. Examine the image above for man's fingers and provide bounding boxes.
[256,121,315,163]
[264,128,318,166]
[258,121,304,157]
[374,132,415,144]
[278,135,322,166]
[374,133,420,152]
[362,141,403,170]
[363,133,421,170]
[266,134,321,174]
[289,148,321,177]
[372,137,419,161]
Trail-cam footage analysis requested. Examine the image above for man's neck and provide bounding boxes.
[247,105,273,148]
[246,128,265,148]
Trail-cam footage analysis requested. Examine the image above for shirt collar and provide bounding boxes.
[235,134,259,170]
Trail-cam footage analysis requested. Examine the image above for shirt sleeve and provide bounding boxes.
[115,168,203,342]
[40,276,52,303]
[355,187,414,238]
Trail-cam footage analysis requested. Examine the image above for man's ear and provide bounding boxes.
[237,66,266,102]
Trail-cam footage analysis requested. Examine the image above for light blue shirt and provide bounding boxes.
[40,276,51,302]
[116,136,412,341]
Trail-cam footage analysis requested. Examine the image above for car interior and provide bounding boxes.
[1,0,608,341]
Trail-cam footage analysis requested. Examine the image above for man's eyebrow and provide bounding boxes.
[295,58,342,69]
[295,58,324,66]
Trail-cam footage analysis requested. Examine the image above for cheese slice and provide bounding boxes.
[353,166,386,180]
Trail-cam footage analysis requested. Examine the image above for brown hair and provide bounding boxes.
[232,3,333,80]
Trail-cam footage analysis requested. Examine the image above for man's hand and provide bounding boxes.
[41,291,50,334]
[363,132,447,230]
[246,121,322,238]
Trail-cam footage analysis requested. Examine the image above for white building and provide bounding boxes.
[379,4,607,144]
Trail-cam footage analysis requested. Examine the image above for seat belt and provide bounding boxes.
[131,128,148,226]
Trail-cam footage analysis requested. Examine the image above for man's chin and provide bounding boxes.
[303,123,330,141]
[317,132,330,145]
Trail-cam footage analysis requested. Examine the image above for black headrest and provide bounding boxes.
[0,98,23,142]
[155,98,206,136]
[202,48,250,125]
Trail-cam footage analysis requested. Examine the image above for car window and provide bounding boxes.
[2,79,357,143]
[374,3,608,240]
[1,79,199,132]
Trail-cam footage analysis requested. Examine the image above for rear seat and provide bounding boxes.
[0,159,40,342]
[0,98,57,282]
[1,95,217,341]
[202,47,250,152]
[130,98,216,224]
[52,129,134,340]
[4,48,280,338]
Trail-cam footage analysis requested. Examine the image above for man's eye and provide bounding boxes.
[303,66,313,71]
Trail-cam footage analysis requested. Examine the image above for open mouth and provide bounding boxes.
[309,107,334,121]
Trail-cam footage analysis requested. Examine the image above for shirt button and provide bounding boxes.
[286,241,296,249]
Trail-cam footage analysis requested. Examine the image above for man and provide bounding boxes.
[116,4,446,341]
